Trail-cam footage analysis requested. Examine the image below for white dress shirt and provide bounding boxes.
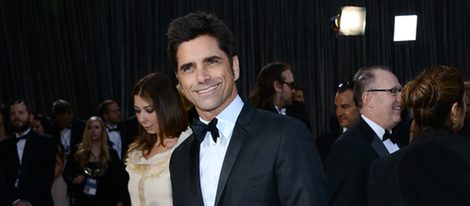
[15,128,31,164]
[274,106,286,115]
[60,128,72,155]
[362,115,400,154]
[199,95,244,206]
[106,124,122,159]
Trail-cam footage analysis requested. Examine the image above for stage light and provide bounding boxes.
[393,15,418,42]
[331,6,366,36]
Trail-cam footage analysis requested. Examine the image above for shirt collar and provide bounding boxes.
[361,114,390,141]
[199,95,244,144]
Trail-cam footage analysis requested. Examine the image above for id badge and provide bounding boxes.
[83,178,98,196]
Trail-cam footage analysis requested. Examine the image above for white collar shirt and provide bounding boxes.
[362,114,400,154]
[200,95,244,206]
[15,128,31,164]
[60,128,72,155]
[106,124,122,159]
[275,106,286,115]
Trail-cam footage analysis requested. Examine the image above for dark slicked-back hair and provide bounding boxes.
[98,99,117,116]
[128,72,188,157]
[167,12,236,71]
[250,62,291,109]
[52,99,72,115]
[402,65,464,138]
[353,65,392,108]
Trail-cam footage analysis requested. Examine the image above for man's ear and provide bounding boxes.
[450,102,463,123]
[362,92,372,108]
[232,55,240,81]
[274,81,283,92]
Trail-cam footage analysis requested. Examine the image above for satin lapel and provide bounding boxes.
[19,133,34,181]
[357,118,390,158]
[8,139,21,170]
[214,103,254,206]
[214,123,247,205]
[370,136,390,158]
[189,137,204,205]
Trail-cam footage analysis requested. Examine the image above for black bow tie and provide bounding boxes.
[190,118,219,143]
[382,130,396,143]
[15,135,28,143]
[107,127,119,132]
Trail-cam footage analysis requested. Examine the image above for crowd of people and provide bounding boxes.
[1,11,470,206]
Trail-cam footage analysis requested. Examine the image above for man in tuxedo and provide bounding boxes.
[250,62,311,129]
[0,100,56,206]
[99,99,127,160]
[317,81,359,163]
[325,66,402,206]
[46,99,85,158]
[168,12,327,206]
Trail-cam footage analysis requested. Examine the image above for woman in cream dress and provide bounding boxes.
[126,72,190,206]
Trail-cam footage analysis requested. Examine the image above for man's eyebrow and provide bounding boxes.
[203,56,222,62]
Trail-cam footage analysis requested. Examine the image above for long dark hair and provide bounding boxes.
[128,72,188,156]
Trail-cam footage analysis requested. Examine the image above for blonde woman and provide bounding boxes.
[64,116,126,205]
[126,72,191,206]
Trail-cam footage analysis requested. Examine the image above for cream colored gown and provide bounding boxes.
[126,128,191,206]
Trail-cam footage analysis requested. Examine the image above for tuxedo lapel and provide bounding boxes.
[358,118,390,158]
[214,104,254,206]
[7,139,21,171]
[370,136,390,158]
[189,136,204,204]
[214,123,247,205]
[19,133,34,180]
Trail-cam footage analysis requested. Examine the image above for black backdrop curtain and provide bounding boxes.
[1,0,469,137]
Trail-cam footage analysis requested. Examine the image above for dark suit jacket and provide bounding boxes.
[325,117,392,206]
[368,127,470,206]
[258,103,312,130]
[286,100,312,130]
[316,130,342,164]
[170,103,327,206]
[0,130,56,206]
[119,116,139,149]
[46,118,85,154]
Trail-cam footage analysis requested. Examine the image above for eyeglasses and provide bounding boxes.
[281,81,295,89]
[367,88,402,96]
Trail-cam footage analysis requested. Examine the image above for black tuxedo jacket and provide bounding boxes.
[368,127,470,206]
[257,103,312,130]
[316,130,342,164]
[325,117,392,206]
[170,103,327,206]
[115,117,138,158]
[46,118,85,154]
[0,130,56,205]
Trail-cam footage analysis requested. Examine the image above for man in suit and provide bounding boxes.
[168,12,327,206]
[46,99,85,158]
[99,99,127,160]
[317,81,359,163]
[249,62,311,129]
[0,100,56,206]
[325,66,402,206]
